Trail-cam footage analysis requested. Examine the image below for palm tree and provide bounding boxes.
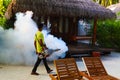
[102,0,112,7]
[93,0,119,7]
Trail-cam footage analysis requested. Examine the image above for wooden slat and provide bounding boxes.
[49,58,93,80]
[82,57,107,76]
[82,57,120,80]
[72,36,92,41]
[54,58,82,80]
[93,75,119,80]
[49,74,58,80]
[76,36,92,40]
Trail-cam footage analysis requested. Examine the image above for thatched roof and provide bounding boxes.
[5,0,116,19]
[107,3,120,19]
[107,3,120,13]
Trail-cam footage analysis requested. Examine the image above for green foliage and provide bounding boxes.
[0,0,5,17]
[3,0,11,8]
[0,17,6,27]
[0,0,11,28]
[112,0,119,4]
[96,20,120,49]
[117,12,120,16]
[93,0,119,7]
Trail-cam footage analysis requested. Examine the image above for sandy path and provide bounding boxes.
[0,52,120,80]
[0,63,54,80]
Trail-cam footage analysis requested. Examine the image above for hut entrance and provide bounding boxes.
[49,17,60,38]
[47,16,78,43]
[45,16,93,44]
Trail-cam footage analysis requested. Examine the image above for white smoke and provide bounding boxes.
[0,11,68,65]
[0,11,37,65]
[42,30,68,61]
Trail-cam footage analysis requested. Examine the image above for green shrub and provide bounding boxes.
[0,17,6,27]
[0,0,11,29]
[96,20,120,49]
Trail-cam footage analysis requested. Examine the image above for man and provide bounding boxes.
[31,23,53,75]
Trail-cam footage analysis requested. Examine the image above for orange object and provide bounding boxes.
[92,51,100,57]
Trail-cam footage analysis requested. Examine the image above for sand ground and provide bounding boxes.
[0,52,120,80]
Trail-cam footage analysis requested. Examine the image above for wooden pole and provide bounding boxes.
[73,17,77,36]
[92,16,98,45]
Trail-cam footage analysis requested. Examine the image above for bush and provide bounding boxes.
[0,17,6,27]
[96,20,120,49]
[0,0,11,29]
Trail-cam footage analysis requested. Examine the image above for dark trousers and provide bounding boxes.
[32,57,51,73]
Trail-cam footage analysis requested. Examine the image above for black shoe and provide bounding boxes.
[47,70,53,73]
[31,72,39,75]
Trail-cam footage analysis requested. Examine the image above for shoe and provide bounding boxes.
[47,70,53,73]
[31,72,39,75]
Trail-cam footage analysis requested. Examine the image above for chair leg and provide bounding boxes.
[49,74,57,80]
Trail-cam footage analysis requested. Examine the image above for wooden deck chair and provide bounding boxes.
[82,57,119,80]
[49,58,93,80]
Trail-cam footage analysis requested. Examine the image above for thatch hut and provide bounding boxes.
[5,0,116,45]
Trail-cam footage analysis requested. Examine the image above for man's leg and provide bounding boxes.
[31,57,41,75]
[42,58,53,73]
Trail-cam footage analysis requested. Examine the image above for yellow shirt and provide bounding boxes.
[34,31,44,53]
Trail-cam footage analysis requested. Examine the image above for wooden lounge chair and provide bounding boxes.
[49,58,93,80]
[82,57,119,80]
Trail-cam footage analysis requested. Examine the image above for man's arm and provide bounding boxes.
[34,41,36,49]
[39,39,46,51]
[39,39,44,47]
[34,41,38,54]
